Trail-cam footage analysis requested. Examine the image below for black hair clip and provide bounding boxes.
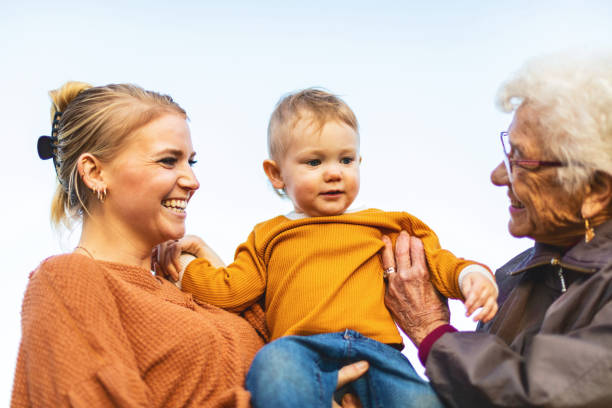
[37,135,55,160]
[37,111,62,160]
[37,111,64,187]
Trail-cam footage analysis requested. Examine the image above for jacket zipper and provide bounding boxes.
[551,258,567,293]
[510,258,596,276]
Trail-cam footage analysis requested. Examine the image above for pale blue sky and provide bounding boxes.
[2,0,611,402]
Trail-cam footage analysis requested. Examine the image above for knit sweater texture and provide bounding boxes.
[183,209,487,343]
[11,253,265,408]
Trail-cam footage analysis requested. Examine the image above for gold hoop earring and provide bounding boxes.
[584,218,595,243]
[94,186,107,203]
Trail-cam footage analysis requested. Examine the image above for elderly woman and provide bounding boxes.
[383,54,612,407]
[11,82,366,407]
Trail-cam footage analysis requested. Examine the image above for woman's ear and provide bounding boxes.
[581,172,612,219]
[77,153,106,193]
[263,159,284,190]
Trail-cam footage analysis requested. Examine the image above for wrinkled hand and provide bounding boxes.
[332,361,369,408]
[382,231,450,347]
[153,235,225,282]
[461,272,498,323]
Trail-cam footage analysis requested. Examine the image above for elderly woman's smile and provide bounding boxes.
[492,106,584,245]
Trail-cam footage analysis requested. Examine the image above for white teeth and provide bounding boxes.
[162,199,187,212]
[510,198,524,208]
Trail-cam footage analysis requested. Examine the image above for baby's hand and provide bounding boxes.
[153,235,226,283]
[461,272,498,323]
[153,239,183,282]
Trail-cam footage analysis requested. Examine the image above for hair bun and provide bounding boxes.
[48,81,93,118]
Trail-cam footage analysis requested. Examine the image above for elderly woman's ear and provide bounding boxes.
[581,172,612,219]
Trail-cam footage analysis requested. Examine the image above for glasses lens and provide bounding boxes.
[500,132,511,155]
[502,155,513,183]
[500,131,513,182]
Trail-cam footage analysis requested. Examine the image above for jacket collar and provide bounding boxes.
[509,218,612,276]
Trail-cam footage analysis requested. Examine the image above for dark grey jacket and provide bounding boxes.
[426,219,612,407]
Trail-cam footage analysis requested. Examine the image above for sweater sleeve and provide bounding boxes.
[182,229,267,312]
[398,212,491,299]
[11,258,152,407]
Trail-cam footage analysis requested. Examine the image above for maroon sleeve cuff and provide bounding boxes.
[418,324,457,366]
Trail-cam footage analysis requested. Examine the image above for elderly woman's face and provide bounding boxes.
[491,106,583,244]
[103,113,200,248]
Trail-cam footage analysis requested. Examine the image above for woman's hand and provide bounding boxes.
[153,235,225,281]
[382,231,450,347]
[332,361,369,407]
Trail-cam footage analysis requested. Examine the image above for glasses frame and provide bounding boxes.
[500,131,564,182]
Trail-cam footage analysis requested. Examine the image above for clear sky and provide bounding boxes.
[1,0,611,402]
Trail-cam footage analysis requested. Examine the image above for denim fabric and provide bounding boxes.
[246,330,444,408]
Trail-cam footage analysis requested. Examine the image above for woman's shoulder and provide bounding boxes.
[35,252,99,274]
[30,253,107,292]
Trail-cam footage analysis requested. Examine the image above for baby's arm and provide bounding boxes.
[159,231,267,312]
[396,212,497,321]
[459,266,498,323]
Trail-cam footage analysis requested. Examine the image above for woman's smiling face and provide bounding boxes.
[491,106,585,244]
[102,113,200,248]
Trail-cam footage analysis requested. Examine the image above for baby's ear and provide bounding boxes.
[263,159,284,189]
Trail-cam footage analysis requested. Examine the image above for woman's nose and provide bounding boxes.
[491,161,509,186]
[181,166,200,191]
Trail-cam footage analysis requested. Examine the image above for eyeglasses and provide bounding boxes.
[500,131,564,183]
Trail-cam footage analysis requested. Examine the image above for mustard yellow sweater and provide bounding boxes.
[183,209,487,344]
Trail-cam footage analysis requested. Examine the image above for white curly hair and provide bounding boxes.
[496,52,612,193]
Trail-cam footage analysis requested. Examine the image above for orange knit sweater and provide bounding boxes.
[183,209,488,343]
[11,254,265,408]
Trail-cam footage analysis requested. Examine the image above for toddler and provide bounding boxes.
[174,89,497,407]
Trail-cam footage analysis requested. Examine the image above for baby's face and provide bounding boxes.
[277,119,360,217]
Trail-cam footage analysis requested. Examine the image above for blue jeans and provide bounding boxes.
[246,330,444,408]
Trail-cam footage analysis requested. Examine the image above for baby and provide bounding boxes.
[172,89,497,407]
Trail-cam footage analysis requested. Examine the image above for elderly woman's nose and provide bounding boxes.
[491,161,509,186]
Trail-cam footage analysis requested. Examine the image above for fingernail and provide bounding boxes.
[356,361,368,370]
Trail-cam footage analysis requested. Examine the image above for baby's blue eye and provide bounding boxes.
[341,157,354,164]
[307,159,321,166]
[188,159,198,167]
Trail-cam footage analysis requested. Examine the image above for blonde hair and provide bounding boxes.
[496,52,612,193]
[48,81,186,227]
[267,88,359,161]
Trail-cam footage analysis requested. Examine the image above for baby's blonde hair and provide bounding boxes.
[267,88,359,161]
[48,81,186,227]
